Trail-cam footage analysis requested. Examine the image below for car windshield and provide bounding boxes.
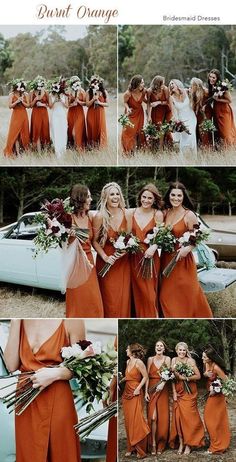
[6,216,41,240]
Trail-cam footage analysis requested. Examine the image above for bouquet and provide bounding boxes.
[174,362,195,394]
[143,122,159,139]
[212,79,233,98]
[47,77,67,97]
[0,340,117,416]
[74,400,117,440]
[8,78,27,93]
[209,376,236,398]
[162,222,210,278]
[140,224,176,279]
[67,75,82,95]
[98,231,142,277]
[209,378,222,395]
[148,365,174,394]
[118,114,134,128]
[89,75,102,108]
[169,120,191,135]
[199,118,216,134]
[29,75,46,93]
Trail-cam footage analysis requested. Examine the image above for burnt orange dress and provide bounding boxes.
[16,321,80,462]
[160,211,213,318]
[96,214,131,318]
[150,89,173,146]
[66,216,104,318]
[122,362,150,457]
[147,359,169,453]
[169,361,205,449]
[4,94,30,156]
[131,213,159,318]
[196,95,213,148]
[86,95,107,148]
[30,92,50,147]
[204,365,230,453]
[121,93,146,153]
[213,99,236,146]
[68,93,87,149]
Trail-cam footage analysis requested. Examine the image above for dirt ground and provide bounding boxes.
[118,393,236,462]
[0,95,118,166]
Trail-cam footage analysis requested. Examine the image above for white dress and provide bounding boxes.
[50,94,68,157]
[172,94,197,154]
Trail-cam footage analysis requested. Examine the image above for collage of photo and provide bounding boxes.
[0,23,236,462]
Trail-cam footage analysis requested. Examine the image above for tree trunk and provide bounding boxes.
[228,201,232,217]
[0,178,4,224]
[220,321,231,372]
[125,168,130,208]
[17,173,25,219]
[197,202,201,214]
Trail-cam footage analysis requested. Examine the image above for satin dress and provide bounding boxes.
[4,94,30,156]
[121,93,146,153]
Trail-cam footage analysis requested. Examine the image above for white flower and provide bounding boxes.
[114,240,126,250]
[144,237,150,244]
[221,82,227,87]
[126,237,137,247]
[90,341,102,355]
[179,231,190,244]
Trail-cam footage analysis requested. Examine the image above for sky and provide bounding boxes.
[0,25,88,41]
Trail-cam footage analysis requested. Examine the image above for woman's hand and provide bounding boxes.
[156,381,165,392]
[133,387,140,396]
[173,390,178,401]
[126,107,132,115]
[144,244,157,259]
[204,371,213,378]
[145,392,150,402]
[31,367,60,391]
[151,101,161,108]
[176,245,192,261]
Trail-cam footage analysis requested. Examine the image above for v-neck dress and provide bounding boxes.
[160,210,213,318]
[15,321,80,462]
[131,213,159,318]
[121,93,146,153]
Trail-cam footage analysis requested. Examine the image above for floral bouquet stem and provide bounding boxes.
[98,250,123,278]
[162,252,178,278]
[139,256,157,280]
[74,401,117,440]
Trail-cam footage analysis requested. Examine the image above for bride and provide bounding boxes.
[49,77,68,157]
[169,79,197,155]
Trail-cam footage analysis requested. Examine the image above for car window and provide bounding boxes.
[6,216,41,240]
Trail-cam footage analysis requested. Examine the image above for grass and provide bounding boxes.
[0,96,118,166]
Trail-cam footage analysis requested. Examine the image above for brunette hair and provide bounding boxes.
[163,181,195,210]
[155,339,170,353]
[129,343,146,361]
[150,75,165,93]
[137,183,163,209]
[208,68,221,97]
[128,74,144,92]
[88,77,106,100]
[69,184,89,214]
[203,347,228,374]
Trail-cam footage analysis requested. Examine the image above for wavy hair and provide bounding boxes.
[129,343,146,361]
[163,181,195,211]
[69,184,89,215]
[169,79,185,96]
[97,182,126,246]
[203,347,229,374]
[189,77,206,113]
[137,183,163,210]
[175,342,192,358]
[208,68,221,97]
[150,75,165,93]
[128,74,143,92]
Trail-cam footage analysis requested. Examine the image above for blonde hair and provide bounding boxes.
[97,182,126,246]
[175,342,191,358]
[190,77,205,113]
[169,79,185,96]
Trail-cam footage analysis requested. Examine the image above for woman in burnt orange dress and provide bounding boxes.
[208,68,236,148]
[4,318,85,462]
[169,342,205,455]
[66,184,104,318]
[147,75,173,149]
[189,77,213,149]
[159,182,213,318]
[30,76,50,152]
[93,182,131,318]
[86,76,108,149]
[202,347,231,454]
[106,336,117,462]
[129,183,163,318]
[67,76,87,150]
[121,74,147,154]
[145,340,170,455]
[4,80,30,156]
[122,343,150,459]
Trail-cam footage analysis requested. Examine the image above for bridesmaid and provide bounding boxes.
[67,76,87,150]
[202,347,231,454]
[4,80,30,156]
[93,182,131,318]
[4,319,85,462]
[208,68,236,147]
[30,76,50,152]
[121,74,147,154]
[86,75,108,149]
[147,75,173,149]
[169,342,205,455]
[189,77,213,149]
[129,183,163,318]
[159,181,213,318]
[66,183,104,318]
[145,340,170,455]
[122,343,150,459]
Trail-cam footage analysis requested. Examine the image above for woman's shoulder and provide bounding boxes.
[124,90,131,98]
[187,357,196,366]
[155,209,164,222]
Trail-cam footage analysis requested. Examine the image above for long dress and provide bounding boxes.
[16,321,80,462]
[147,359,169,453]
[159,210,213,318]
[50,95,68,157]
[150,89,173,146]
[4,94,30,156]
[213,99,236,146]
[122,362,150,457]
[204,365,230,453]
[67,94,87,149]
[131,212,159,318]
[30,92,50,147]
[169,361,205,449]
[121,93,146,153]
[66,216,104,318]
[172,94,197,154]
[196,95,213,148]
[96,213,131,318]
[86,95,107,148]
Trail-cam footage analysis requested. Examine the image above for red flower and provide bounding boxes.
[78,340,92,350]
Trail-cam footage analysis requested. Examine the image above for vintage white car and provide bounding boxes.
[0,212,236,294]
